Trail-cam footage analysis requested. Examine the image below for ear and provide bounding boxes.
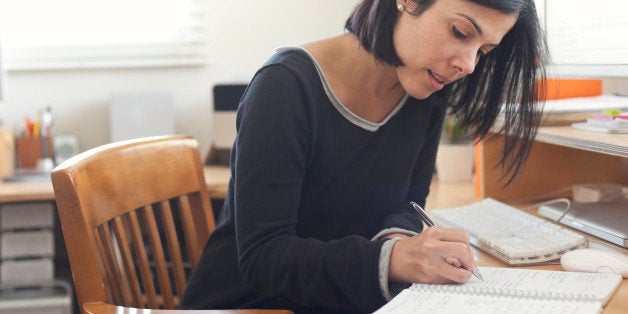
[397,0,414,12]
[399,0,413,7]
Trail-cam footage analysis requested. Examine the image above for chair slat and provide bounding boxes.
[141,205,175,309]
[112,216,143,307]
[97,223,131,305]
[127,211,160,308]
[94,229,118,303]
[186,193,215,248]
[177,195,201,268]
[158,200,187,296]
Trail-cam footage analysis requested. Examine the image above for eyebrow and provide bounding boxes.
[455,13,498,48]
[456,13,483,34]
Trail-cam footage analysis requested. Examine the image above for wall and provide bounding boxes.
[1,0,626,159]
[603,78,628,96]
[0,0,359,157]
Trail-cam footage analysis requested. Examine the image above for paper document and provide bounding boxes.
[374,267,622,314]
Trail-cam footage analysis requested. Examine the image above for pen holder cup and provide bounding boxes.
[16,136,53,169]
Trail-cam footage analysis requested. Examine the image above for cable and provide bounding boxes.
[520,197,572,223]
[507,186,572,205]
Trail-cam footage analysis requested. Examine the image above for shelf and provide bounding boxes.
[477,126,626,200]
[536,126,628,158]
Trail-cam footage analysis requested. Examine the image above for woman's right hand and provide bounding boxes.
[387,227,476,284]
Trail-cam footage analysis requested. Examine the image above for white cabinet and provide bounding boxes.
[0,202,72,313]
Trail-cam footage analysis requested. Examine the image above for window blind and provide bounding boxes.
[0,0,208,70]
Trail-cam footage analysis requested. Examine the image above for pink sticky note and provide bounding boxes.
[591,113,615,122]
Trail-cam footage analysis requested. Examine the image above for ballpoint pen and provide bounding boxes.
[409,201,484,282]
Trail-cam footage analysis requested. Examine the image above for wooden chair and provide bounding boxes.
[52,135,292,314]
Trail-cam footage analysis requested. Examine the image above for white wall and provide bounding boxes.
[2,0,626,158]
[0,0,359,157]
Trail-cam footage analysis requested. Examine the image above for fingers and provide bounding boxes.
[423,227,476,269]
[443,257,475,283]
[445,257,461,268]
[436,256,473,283]
[387,227,478,285]
[428,226,470,243]
[412,264,472,284]
[418,252,473,284]
[469,244,475,265]
[436,271,472,284]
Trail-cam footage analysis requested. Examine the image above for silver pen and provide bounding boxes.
[409,201,484,281]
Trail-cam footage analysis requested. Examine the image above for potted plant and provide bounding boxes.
[435,113,475,182]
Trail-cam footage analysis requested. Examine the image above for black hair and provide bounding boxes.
[346,0,548,185]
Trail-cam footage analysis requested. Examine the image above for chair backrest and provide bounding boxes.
[52,135,215,312]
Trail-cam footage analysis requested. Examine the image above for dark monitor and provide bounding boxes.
[213,84,248,112]
[208,83,248,166]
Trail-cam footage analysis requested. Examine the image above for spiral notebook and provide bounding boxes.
[375,267,622,314]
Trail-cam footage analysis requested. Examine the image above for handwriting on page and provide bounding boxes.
[375,267,620,313]
[459,267,614,300]
[374,289,601,314]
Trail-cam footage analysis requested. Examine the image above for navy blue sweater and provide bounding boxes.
[179,48,446,313]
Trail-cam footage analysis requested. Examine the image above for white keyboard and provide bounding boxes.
[432,198,588,265]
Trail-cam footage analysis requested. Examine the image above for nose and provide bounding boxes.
[451,49,477,76]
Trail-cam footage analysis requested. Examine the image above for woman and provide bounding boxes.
[180,0,546,313]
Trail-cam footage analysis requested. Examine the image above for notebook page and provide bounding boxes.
[414,267,621,305]
[374,289,602,314]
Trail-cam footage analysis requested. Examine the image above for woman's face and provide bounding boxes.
[393,0,517,99]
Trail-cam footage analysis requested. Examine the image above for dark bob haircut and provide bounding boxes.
[346,0,548,185]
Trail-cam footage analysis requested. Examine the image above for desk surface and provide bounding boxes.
[426,179,627,313]
[1,171,625,312]
[0,165,231,203]
[83,302,293,314]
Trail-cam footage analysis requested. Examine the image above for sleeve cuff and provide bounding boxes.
[378,237,402,301]
[371,228,418,241]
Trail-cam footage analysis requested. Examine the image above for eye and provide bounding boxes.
[452,26,467,39]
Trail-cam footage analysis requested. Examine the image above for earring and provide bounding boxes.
[397,3,404,11]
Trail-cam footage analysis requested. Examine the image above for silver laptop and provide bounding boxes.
[538,201,628,248]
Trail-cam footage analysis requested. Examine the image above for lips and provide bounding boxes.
[428,70,449,90]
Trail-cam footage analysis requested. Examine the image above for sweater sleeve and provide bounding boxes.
[233,64,387,312]
[376,99,446,233]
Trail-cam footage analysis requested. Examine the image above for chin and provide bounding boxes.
[405,87,434,100]
[398,75,435,99]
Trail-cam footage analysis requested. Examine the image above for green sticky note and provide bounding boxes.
[602,109,621,116]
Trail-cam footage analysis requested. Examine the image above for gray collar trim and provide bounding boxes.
[277,47,408,132]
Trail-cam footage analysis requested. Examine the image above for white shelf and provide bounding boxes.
[536,125,628,157]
